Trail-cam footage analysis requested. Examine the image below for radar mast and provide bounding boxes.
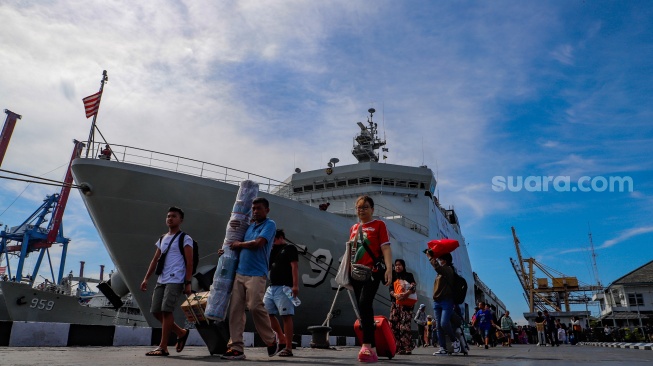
[351,108,387,162]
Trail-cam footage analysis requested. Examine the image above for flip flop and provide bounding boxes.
[146,348,169,356]
[278,349,294,357]
[176,329,190,353]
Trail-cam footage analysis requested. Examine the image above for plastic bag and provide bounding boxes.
[394,279,417,307]
[426,239,460,258]
[335,241,353,290]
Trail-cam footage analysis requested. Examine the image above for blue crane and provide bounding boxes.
[0,140,84,286]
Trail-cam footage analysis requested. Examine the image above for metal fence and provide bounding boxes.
[85,142,292,197]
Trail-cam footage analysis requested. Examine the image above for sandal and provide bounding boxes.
[176,328,190,353]
[146,348,169,356]
[278,348,294,357]
[358,346,378,363]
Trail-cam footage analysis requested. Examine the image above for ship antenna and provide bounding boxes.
[382,103,389,163]
[588,223,602,290]
[382,102,386,141]
[421,136,425,166]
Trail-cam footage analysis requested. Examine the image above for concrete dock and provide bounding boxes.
[0,343,652,365]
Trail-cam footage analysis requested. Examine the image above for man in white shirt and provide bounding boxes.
[140,207,194,356]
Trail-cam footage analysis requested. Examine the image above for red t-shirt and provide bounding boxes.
[349,220,390,269]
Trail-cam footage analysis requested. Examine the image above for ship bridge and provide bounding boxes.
[286,161,436,236]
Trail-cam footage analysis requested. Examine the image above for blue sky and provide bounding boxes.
[1,1,652,323]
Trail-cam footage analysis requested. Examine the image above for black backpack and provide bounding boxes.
[177,232,199,273]
[449,267,468,305]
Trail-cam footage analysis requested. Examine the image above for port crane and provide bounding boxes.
[0,138,84,286]
[509,226,602,312]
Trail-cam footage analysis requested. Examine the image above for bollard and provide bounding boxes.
[307,325,332,349]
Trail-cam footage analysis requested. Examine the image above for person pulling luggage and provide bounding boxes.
[348,195,393,363]
[424,250,460,356]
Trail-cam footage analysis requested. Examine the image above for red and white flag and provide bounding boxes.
[82,91,103,118]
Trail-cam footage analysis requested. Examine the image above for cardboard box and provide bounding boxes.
[181,291,210,323]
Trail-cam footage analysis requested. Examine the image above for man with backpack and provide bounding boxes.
[425,250,460,355]
[140,206,194,356]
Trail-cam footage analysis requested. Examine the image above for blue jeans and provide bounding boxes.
[433,299,456,349]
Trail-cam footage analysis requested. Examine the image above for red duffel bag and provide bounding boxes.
[426,239,459,257]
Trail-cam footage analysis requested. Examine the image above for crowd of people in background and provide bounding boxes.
[138,196,651,362]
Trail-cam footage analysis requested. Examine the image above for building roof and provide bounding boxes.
[611,259,653,286]
[599,311,649,320]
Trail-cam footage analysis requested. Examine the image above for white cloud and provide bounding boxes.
[600,226,653,249]
[551,44,574,65]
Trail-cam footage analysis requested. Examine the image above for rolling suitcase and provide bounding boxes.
[195,320,230,355]
[495,330,508,344]
[354,315,396,359]
[182,293,230,355]
[445,327,469,355]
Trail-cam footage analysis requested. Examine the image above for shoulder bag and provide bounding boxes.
[154,232,181,275]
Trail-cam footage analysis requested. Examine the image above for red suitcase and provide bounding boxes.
[354,315,396,359]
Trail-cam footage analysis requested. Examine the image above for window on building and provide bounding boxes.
[628,293,644,306]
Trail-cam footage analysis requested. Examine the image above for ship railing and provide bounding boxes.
[332,204,429,236]
[473,272,506,309]
[83,142,294,197]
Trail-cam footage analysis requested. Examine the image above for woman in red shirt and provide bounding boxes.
[349,195,393,363]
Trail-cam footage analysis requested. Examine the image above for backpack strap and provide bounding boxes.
[178,231,188,267]
[161,232,181,255]
[445,265,456,289]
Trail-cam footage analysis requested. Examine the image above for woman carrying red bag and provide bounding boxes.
[389,259,417,355]
[349,195,393,363]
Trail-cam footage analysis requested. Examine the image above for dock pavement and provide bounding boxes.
[1,343,652,365]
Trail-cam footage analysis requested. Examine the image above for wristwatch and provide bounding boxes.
[184,280,192,285]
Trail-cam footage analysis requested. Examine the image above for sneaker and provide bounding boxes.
[485,345,489,349]
[221,348,246,360]
[433,348,448,355]
[267,332,280,357]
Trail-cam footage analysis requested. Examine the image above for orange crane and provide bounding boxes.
[509,227,601,312]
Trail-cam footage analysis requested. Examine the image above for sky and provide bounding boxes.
[1,1,652,324]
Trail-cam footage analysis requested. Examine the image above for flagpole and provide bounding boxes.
[85,70,108,158]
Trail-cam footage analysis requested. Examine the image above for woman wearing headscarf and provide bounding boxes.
[389,259,417,354]
[349,195,393,363]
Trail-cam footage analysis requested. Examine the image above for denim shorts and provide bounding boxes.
[263,285,295,316]
[151,282,184,313]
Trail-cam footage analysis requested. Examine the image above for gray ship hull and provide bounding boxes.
[71,157,476,335]
[0,281,147,326]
